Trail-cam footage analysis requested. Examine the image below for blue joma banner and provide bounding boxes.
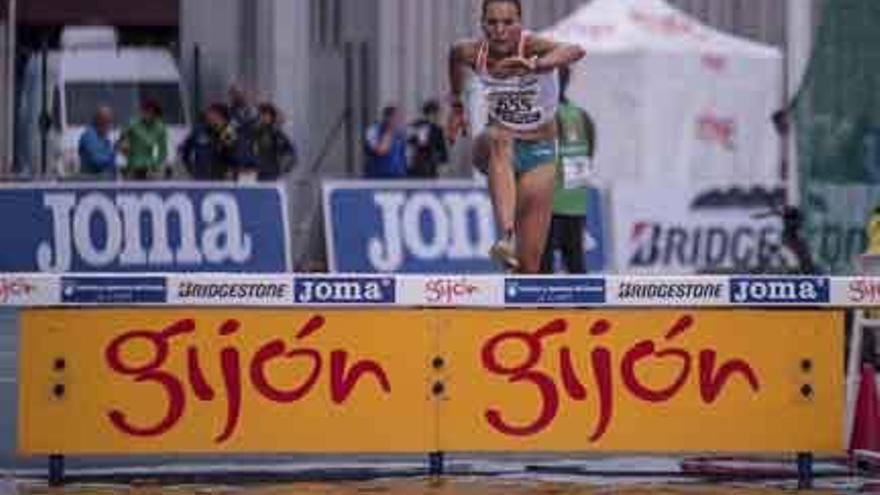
[323,180,606,273]
[0,183,291,272]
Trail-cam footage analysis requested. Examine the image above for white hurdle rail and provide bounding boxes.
[0,273,878,308]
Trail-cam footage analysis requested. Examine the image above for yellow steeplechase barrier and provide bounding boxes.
[18,308,843,456]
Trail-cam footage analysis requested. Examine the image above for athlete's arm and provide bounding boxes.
[448,40,477,103]
[528,36,586,73]
[446,40,478,141]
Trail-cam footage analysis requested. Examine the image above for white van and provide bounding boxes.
[17,26,191,177]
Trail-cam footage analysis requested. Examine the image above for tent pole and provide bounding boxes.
[785,0,813,207]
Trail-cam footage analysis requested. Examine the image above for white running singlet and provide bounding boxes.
[470,32,559,134]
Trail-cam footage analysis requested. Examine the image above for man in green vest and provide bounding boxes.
[541,66,597,274]
[119,100,169,180]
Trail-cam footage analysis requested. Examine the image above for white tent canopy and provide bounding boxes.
[546,0,783,186]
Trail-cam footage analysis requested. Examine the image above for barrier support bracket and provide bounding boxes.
[797,452,813,490]
[48,454,65,487]
[428,451,445,476]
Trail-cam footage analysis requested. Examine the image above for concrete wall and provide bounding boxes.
[180,0,242,107]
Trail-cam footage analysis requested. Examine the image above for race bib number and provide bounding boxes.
[494,93,533,114]
[489,90,541,126]
[561,155,597,189]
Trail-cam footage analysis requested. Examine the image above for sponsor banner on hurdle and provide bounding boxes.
[19,309,843,454]
[834,277,880,307]
[504,277,606,306]
[0,183,291,273]
[606,276,728,306]
[397,275,503,307]
[60,275,168,304]
[10,273,880,307]
[729,276,831,306]
[168,275,293,306]
[323,180,607,274]
[292,276,397,305]
[0,274,58,306]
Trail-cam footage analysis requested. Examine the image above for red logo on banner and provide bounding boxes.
[0,278,36,303]
[480,315,760,441]
[631,9,692,36]
[851,279,880,303]
[104,315,392,443]
[577,24,616,41]
[630,8,710,42]
[425,278,480,304]
[701,54,727,72]
[697,112,737,151]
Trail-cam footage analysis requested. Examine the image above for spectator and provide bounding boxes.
[228,84,259,136]
[179,103,240,181]
[364,105,408,179]
[119,100,169,180]
[541,67,597,274]
[78,106,116,180]
[408,100,449,178]
[249,103,297,181]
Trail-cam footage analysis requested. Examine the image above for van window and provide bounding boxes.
[64,82,186,127]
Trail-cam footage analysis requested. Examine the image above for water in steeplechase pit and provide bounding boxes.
[0,455,872,494]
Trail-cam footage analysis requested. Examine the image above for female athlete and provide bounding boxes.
[447,0,585,273]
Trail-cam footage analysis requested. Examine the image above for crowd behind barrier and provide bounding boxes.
[14,84,461,186]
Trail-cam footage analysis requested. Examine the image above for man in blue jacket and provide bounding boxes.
[364,106,408,179]
[179,103,245,180]
[78,106,116,179]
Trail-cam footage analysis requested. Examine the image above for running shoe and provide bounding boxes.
[489,236,519,271]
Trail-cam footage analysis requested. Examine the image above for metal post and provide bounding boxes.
[48,454,64,487]
[796,452,814,490]
[39,40,48,177]
[344,41,354,176]
[785,0,814,207]
[193,44,202,119]
[359,40,370,137]
[5,0,16,175]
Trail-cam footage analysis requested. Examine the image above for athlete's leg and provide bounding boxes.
[472,132,491,175]
[477,126,520,269]
[486,126,516,238]
[515,162,556,274]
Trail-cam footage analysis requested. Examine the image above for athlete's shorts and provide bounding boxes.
[513,138,557,175]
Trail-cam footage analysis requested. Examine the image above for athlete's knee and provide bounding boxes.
[487,127,513,148]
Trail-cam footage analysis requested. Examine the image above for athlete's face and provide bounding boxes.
[482,2,522,54]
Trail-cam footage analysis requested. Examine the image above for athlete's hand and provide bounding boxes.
[494,56,537,77]
[446,104,468,144]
